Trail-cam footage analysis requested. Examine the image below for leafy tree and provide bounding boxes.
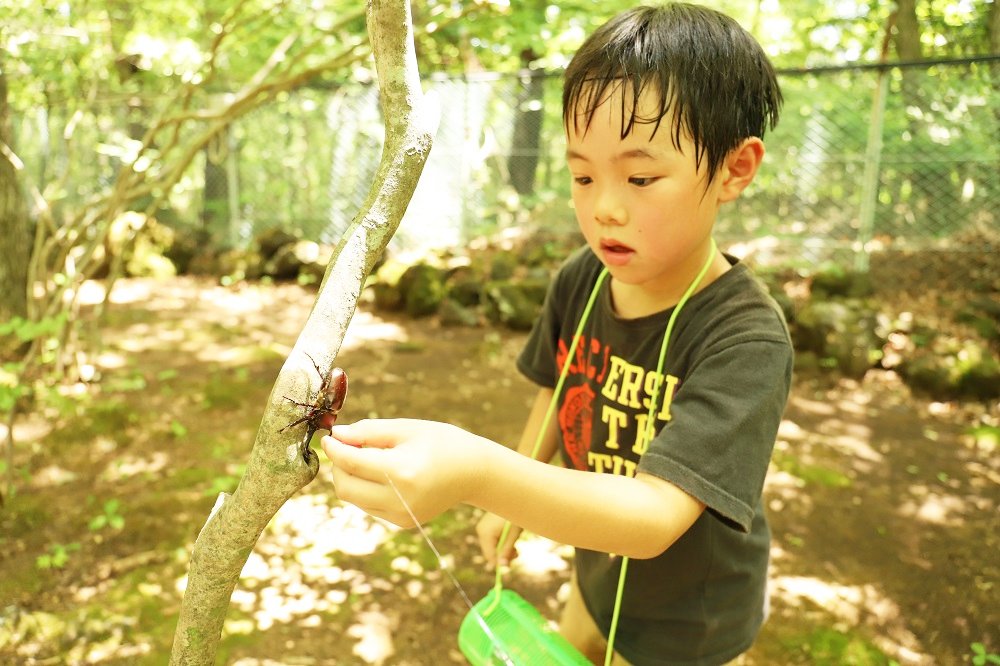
[0,0,391,502]
[0,53,29,331]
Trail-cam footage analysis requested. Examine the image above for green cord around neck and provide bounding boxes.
[487,239,720,666]
[604,237,717,665]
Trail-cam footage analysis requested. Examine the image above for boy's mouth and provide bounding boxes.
[599,238,635,265]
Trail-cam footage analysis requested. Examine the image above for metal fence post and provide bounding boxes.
[225,123,241,247]
[856,68,890,273]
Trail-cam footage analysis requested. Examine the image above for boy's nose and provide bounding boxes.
[593,187,626,226]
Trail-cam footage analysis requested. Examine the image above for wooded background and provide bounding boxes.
[1,2,998,664]
[3,1,998,285]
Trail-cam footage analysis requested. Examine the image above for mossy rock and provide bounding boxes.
[164,227,211,274]
[484,278,548,330]
[957,356,1000,400]
[956,298,1000,342]
[438,298,480,327]
[489,250,519,281]
[370,282,403,311]
[254,227,299,261]
[127,240,176,278]
[398,264,446,317]
[446,271,484,308]
[792,299,881,379]
[900,342,1000,401]
[263,240,324,280]
[899,353,955,398]
[810,264,873,299]
[217,248,263,280]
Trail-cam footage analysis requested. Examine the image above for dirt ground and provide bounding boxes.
[0,275,997,665]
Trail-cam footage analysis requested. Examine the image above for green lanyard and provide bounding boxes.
[494,238,718,665]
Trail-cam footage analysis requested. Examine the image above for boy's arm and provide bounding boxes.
[473,440,705,559]
[325,418,705,560]
[476,387,559,565]
[513,387,560,462]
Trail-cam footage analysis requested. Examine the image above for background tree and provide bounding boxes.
[0,53,30,333]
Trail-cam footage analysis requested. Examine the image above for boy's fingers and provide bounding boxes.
[328,419,407,450]
[322,436,388,484]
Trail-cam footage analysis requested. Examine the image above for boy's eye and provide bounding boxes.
[573,176,592,186]
[629,176,657,187]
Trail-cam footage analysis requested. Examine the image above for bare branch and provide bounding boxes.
[168,2,438,661]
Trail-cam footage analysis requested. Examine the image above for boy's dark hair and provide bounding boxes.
[563,2,782,182]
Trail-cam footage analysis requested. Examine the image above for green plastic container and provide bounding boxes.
[458,589,592,666]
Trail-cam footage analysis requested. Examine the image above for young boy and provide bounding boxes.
[323,3,792,664]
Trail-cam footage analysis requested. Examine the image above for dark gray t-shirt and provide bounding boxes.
[517,247,793,666]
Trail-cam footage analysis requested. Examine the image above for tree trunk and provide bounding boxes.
[988,0,1000,157]
[168,1,438,663]
[0,58,30,331]
[892,0,921,61]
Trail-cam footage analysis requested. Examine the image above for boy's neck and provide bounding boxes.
[608,250,732,320]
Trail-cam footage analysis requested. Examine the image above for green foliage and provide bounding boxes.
[203,469,244,497]
[36,542,82,570]
[772,451,852,488]
[0,363,30,413]
[88,499,125,532]
[0,313,68,344]
[971,642,1000,666]
[784,627,896,665]
[965,424,999,452]
[169,419,189,438]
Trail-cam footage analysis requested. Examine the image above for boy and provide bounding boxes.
[324,3,792,664]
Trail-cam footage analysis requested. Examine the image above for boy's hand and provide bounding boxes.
[476,512,521,568]
[322,419,488,528]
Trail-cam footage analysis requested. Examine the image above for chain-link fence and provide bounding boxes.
[13,56,999,266]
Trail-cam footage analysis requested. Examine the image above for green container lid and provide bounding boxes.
[458,589,593,666]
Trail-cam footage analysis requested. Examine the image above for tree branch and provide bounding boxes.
[168,1,438,663]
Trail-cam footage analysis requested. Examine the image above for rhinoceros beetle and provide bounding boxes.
[280,353,348,462]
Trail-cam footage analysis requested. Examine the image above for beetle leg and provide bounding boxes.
[282,395,314,409]
[303,352,326,382]
[300,426,316,463]
[279,414,311,433]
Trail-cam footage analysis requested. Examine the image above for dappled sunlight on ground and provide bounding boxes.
[510,534,573,579]
[201,489,574,663]
[226,495,397,636]
[4,277,995,664]
[96,277,410,373]
[762,375,998,664]
[772,575,929,665]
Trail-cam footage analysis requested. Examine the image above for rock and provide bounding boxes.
[164,227,211,274]
[899,341,1000,401]
[438,298,480,327]
[398,264,446,317]
[956,298,1000,342]
[484,278,548,330]
[370,282,403,311]
[899,353,954,398]
[263,240,323,281]
[957,355,1000,400]
[217,248,263,281]
[254,228,299,261]
[792,299,882,379]
[125,219,177,278]
[489,250,519,281]
[446,269,484,308]
[810,264,873,299]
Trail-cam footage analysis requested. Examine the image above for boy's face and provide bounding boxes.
[566,86,734,306]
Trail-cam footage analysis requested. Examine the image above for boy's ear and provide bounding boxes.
[717,138,765,203]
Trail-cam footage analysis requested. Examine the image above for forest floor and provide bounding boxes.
[0,273,997,665]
